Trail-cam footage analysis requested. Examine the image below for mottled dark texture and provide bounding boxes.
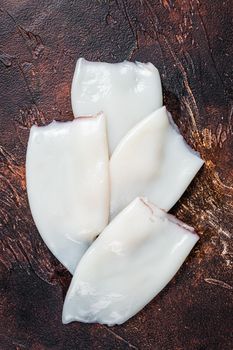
[0,1,232,349]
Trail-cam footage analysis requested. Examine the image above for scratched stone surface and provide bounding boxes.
[0,0,232,349]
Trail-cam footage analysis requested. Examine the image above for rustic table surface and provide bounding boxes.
[0,1,232,349]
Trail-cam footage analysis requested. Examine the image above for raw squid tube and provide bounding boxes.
[71,58,162,153]
[26,113,109,274]
[110,106,204,218]
[62,197,199,326]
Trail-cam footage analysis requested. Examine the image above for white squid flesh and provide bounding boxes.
[26,113,109,274]
[110,106,204,218]
[71,58,163,153]
[62,197,199,326]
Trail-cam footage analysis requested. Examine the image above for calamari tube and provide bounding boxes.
[71,58,162,153]
[110,106,204,218]
[26,113,109,274]
[62,197,199,326]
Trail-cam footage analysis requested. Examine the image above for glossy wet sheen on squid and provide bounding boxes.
[110,107,204,218]
[26,114,109,274]
[62,197,199,326]
[71,58,163,153]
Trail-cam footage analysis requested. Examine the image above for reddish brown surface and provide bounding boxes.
[0,1,232,349]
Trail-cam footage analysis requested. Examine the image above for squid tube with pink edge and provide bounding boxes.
[26,113,110,274]
[62,197,199,326]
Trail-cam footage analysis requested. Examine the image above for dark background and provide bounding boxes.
[0,1,232,349]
